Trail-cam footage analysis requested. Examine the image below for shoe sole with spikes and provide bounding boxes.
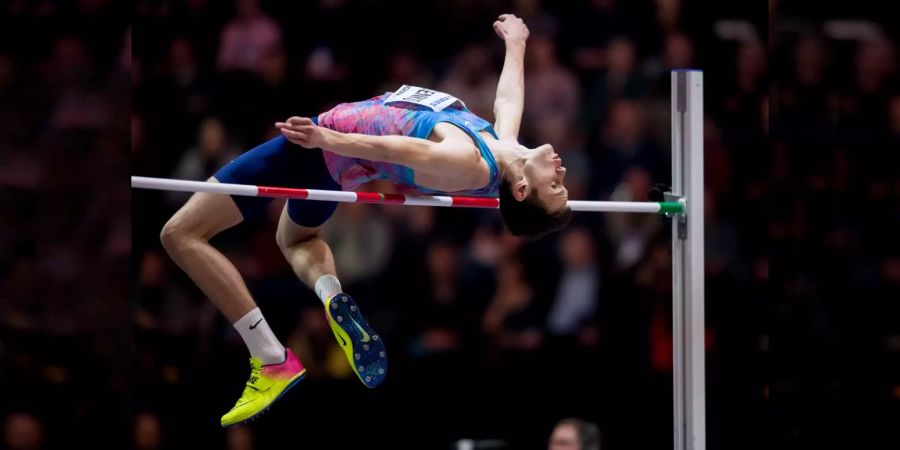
[325,293,387,388]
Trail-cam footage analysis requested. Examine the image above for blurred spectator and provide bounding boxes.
[134,249,216,337]
[736,39,766,95]
[438,44,500,120]
[133,412,163,450]
[170,116,239,180]
[643,32,695,82]
[287,307,353,380]
[376,50,434,95]
[3,413,44,450]
[776,35,831,137]
[155,36,212,127]
[524,34,581,138]
[702,118,733,199]
[406,241,465,357]
[654,0,683,35]
[47,36,112,131]
[590,100,665,193]
[705,190,740,279]
[216,0,283,76]
[561,0,635,77]
[512,0,558,37]
[304,45,348,83]
[663,32,695,70]
[321,203,393,287]
[854,38,895,95]
[225,421,254,450]
[255,45,309,122]
[605,167,662,271]
[300,43,351,112]
[1,254,40,332]
[164,37,201,94]
[482,256,543,360]
[633,239,676,373]
[166,116,240,204]
[259,45,287,89]
[548,417,601,450]
[547,227,600,337]
[582,36,648,130]
[5,0,56,15]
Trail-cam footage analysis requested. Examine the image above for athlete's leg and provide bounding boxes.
[274,197,388,388]
[275,206,336,290]
[161,136,309,427]
[167,136,324,319]
[272,138,343,297]
[160,180,254,322]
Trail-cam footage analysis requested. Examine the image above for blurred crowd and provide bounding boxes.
[0,1,132,449]
[769,10,900,449]
[0,0,895,449]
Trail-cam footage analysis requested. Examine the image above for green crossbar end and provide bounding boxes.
[658,201,684,215]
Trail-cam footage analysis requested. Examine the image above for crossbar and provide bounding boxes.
[131,176,684,214]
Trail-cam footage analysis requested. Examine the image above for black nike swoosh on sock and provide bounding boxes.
[249,318,264,330]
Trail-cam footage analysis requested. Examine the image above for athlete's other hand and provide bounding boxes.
[493,14,529,44]
[275,117,325,148]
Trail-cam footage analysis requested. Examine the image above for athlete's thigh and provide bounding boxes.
[275,200,336,247]
[211,136,293,221]
[167,177,243,239]
[274,135,341,243]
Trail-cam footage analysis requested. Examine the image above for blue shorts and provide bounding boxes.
[213,135,341,228]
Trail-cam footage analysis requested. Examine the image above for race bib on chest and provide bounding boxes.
[383,85,466,112]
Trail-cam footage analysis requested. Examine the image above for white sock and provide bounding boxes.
[233,307,285,365]
[314,274,342,305]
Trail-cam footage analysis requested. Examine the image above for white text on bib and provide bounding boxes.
[383,85,465,112]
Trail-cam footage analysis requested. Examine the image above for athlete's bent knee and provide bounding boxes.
[160,213,204,254]
[160,218,185,253]
[276,227,318,253]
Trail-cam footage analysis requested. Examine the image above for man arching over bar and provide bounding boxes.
[159,14,571,427]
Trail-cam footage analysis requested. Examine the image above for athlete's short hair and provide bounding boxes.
[498,176,572,240]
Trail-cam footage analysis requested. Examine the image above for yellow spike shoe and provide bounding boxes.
[220,349,306,427]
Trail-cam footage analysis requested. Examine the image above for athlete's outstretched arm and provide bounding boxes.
[492,14,529,142]
[276,117,482,177]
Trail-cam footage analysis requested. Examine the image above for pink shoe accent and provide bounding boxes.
[261,349,305,380]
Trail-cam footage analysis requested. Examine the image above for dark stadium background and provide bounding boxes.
[0,0,897,449]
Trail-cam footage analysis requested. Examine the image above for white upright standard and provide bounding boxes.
[669,69,705,450]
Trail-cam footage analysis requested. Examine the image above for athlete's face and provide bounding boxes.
[522,144,568,213]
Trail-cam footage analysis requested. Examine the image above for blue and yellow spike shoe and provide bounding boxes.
[325,293,387,387]
[220,349,306,427]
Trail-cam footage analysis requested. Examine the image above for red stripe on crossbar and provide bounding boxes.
[451,197,499,208]
[355,192,383,203]
[354,192,407,204]
[258,186,309,198]
[382,194,406,204]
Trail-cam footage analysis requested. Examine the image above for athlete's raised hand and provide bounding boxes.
[493,14,529,45]
[275,117,326,149]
